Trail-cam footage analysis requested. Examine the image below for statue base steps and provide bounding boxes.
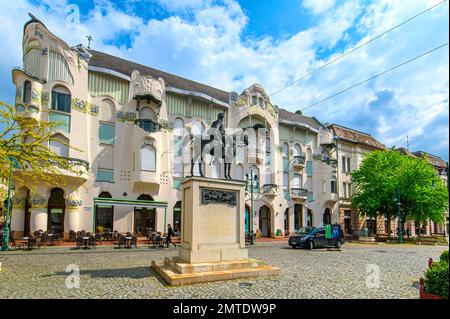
[151,257,280,286]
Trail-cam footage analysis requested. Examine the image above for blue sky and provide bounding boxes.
[0,0,448,160]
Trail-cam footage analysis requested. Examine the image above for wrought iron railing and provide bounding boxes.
[292,155,306,166]
[135,119,161,133]
[50,157,89,172]
[262,184,278,195]
[290,188,308,198]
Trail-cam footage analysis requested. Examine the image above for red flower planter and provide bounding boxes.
[419,278,445,299]
[419,258,446,300]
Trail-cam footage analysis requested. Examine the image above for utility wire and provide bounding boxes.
[162,1,448,156]
[300,42,448,112]
[269,0,448,97]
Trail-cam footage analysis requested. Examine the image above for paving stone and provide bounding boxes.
[0,243,445,298]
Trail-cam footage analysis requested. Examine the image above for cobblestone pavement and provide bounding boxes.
[0,243,446,299]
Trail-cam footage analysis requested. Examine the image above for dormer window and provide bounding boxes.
[51,86,71,113]
[251,95,257,106]
[258,97,264,108]
[23,81,31,103]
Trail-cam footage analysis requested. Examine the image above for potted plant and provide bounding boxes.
[419,250,448,299]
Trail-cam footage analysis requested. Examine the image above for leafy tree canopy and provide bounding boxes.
[352,149,448,228]
[0,101,82,189]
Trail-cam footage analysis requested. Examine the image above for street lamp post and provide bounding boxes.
[396,186,403,244]
[246,171,258,245]
[1,156,14,251]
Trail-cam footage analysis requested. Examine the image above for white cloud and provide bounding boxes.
[302,0,336,14]
[157,0,211,11]
[0,0,448,159]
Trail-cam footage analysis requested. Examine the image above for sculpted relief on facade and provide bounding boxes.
[129,70,165,102]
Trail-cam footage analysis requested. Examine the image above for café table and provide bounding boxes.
[82,236,90,249]
[22,237,30,249]
[125,236,132,248]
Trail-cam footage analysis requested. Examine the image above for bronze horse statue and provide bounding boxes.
[178,113,257,179]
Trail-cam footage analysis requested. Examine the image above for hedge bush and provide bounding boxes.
[424,261,449,298]
[440,250,448,263]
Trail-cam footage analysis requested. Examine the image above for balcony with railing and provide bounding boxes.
[322,156,338,167]
[290,188,308,200]
[262,184,278,196]
[325,192,339,203]
[292,155,306,169]
[49,157,89,180]
[135,119,161,133]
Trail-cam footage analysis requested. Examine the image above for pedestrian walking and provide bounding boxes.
[166,224,177,248]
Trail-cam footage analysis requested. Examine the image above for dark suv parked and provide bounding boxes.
[288,225,344,249]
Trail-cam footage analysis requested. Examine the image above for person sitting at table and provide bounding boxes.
[166,224,177,248]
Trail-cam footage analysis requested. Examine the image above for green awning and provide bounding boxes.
[93,197,168,209]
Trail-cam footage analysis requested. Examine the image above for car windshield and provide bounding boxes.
[295,227,314,235]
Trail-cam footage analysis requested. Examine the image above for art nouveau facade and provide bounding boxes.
[8,16,448,239]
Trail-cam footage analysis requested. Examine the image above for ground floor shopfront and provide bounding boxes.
[8,182,180,240]
[338,206,448,238]
[9,183,447,240]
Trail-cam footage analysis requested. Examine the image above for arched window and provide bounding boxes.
[294,144,302,157]
[282,142,289,158]
[99,99,116,145]
[173,156,183,178]
[306,148,312,160]
[248,166,259,189]
[141,144,156,171]
[265,137,271,155]
[51,86,71,113]
[23,81,31,103]
[47,188,65,235]
[249,165,259,179]
[323,208,331,225]
[191,120,205,137]
[139,107,157,121]
[265,167,273,185]
[96,192,113,231]
[100,99,115,123]
[258,97,264,108]
[49,134,69,158]
[306,209,313,226]
[293,174,302,188]
[283,172,289,190]
[173,118,184,157]
[174,118,184,137]
[330,176,337,193]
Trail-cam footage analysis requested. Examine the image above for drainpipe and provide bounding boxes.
[334,135,340,225]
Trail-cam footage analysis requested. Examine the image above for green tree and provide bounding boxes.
[351,149,404,238]
[0,100,82,187]
[352,149,448,240]
[398,154,448,241]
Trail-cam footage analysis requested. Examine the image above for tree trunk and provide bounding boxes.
[387,217,391,239]
[417,222,422,244]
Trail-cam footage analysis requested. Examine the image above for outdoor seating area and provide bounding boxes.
[0,227,180,251]
[0,230,62,250]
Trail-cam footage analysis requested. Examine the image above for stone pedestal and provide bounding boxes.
[152,176,279,286]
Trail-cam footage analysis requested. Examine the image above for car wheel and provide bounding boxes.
[335,240,342,249]
[307,241,314,250]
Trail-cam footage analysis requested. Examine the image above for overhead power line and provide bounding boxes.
[269,0,448,97]
[300,42,449,112]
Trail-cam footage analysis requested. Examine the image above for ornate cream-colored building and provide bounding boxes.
[8,16,448,239]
